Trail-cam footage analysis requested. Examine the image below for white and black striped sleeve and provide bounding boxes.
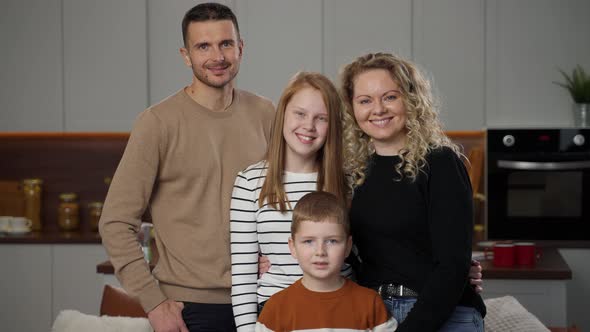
[230,169,260,332]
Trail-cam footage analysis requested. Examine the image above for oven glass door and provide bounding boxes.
[488,158,590,240]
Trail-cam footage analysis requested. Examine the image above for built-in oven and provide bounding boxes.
[487,129,590,240]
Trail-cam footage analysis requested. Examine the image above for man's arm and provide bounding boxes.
[99,109,167,312]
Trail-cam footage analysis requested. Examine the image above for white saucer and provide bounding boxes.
[6,228,32,235]
[476,241,496,249]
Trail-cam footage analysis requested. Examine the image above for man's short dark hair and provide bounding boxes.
[182,2,240,46]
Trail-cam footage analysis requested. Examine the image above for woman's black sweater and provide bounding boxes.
[349,147,486,332]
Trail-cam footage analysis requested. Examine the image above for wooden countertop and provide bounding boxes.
[97,259,156,274]
[97,247,572,280]
[0,231,102,244]
[479,247,572,280]
[97,240,158,273]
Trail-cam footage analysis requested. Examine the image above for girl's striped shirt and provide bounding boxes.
[230,160,352,331]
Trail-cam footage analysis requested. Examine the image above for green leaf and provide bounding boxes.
[554,65,590,103]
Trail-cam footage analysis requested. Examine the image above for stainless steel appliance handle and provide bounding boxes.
[497,160,590,170]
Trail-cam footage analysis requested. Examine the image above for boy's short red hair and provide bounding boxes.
[291,191,349,236]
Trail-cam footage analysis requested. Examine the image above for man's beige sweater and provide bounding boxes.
[99,88,274,312]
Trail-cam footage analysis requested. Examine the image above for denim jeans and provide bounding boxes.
[383,297,484,332]
[181,302,236,332]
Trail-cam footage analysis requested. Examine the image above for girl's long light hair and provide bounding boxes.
[340,52,460,188]
[259,72,347,211]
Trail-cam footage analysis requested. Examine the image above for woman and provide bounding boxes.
[341,52,486,332]
[229,72,351,331]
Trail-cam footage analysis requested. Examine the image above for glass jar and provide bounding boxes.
[87,201,103,232]
[22,178,43,231]
[473,224,485,245]
[58,193,79,231]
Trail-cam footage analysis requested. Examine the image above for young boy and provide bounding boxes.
[255,191,397,332]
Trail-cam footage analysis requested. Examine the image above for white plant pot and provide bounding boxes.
[573,103,590,128]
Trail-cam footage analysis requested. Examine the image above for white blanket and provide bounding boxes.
[52,310,153,332]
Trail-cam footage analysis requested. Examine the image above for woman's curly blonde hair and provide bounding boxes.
[340,52,461,188]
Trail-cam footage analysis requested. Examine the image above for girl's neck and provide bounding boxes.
[284,155,318,173]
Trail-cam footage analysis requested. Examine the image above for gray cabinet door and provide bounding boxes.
[0,245,53,332]
[0,0,63,132]
[413,0,485,130]
[235,0,323,104]
[485,0,590,128]
[52,244,108,320]
[63,0,148,132]
[323,0,412,82]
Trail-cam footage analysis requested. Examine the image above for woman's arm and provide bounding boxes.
[230,170,261,332]
[399,148,475,331]
[470,260,483,292]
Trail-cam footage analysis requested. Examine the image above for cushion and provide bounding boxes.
[52,310,153,332]
[484,296,550,332]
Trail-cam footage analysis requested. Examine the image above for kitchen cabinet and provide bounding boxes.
[0,0,63,132]
[0,244,107,332]
[0,245,53,332]
[3,1,590,132]
[235,0,323,104]
[485,0,590,128]
[323,0,412,83]
[480,247,572,327]
[483,280,567,326]
[62,0,148,132]
[413,0,485,130]
[52,244,108,321]
[560,249,590,332]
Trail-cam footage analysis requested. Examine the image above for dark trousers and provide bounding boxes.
[182,302,236,332]
[257,300,268,315]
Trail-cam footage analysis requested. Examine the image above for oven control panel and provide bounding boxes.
[488,129,590,153]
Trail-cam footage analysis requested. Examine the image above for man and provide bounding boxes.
[99,3,274,332]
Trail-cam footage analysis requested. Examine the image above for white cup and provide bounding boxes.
[8,217,32,232]
[0,216,11,232]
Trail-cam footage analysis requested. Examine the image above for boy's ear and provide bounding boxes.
[288,236,298,260]
[345,235,353,257]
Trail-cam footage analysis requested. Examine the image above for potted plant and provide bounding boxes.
[554,65,590,127]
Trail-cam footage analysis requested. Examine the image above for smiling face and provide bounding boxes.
[288,219,352,291]
[282,87,329,172]
[352,69,408,155]
[180,20,243,89]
